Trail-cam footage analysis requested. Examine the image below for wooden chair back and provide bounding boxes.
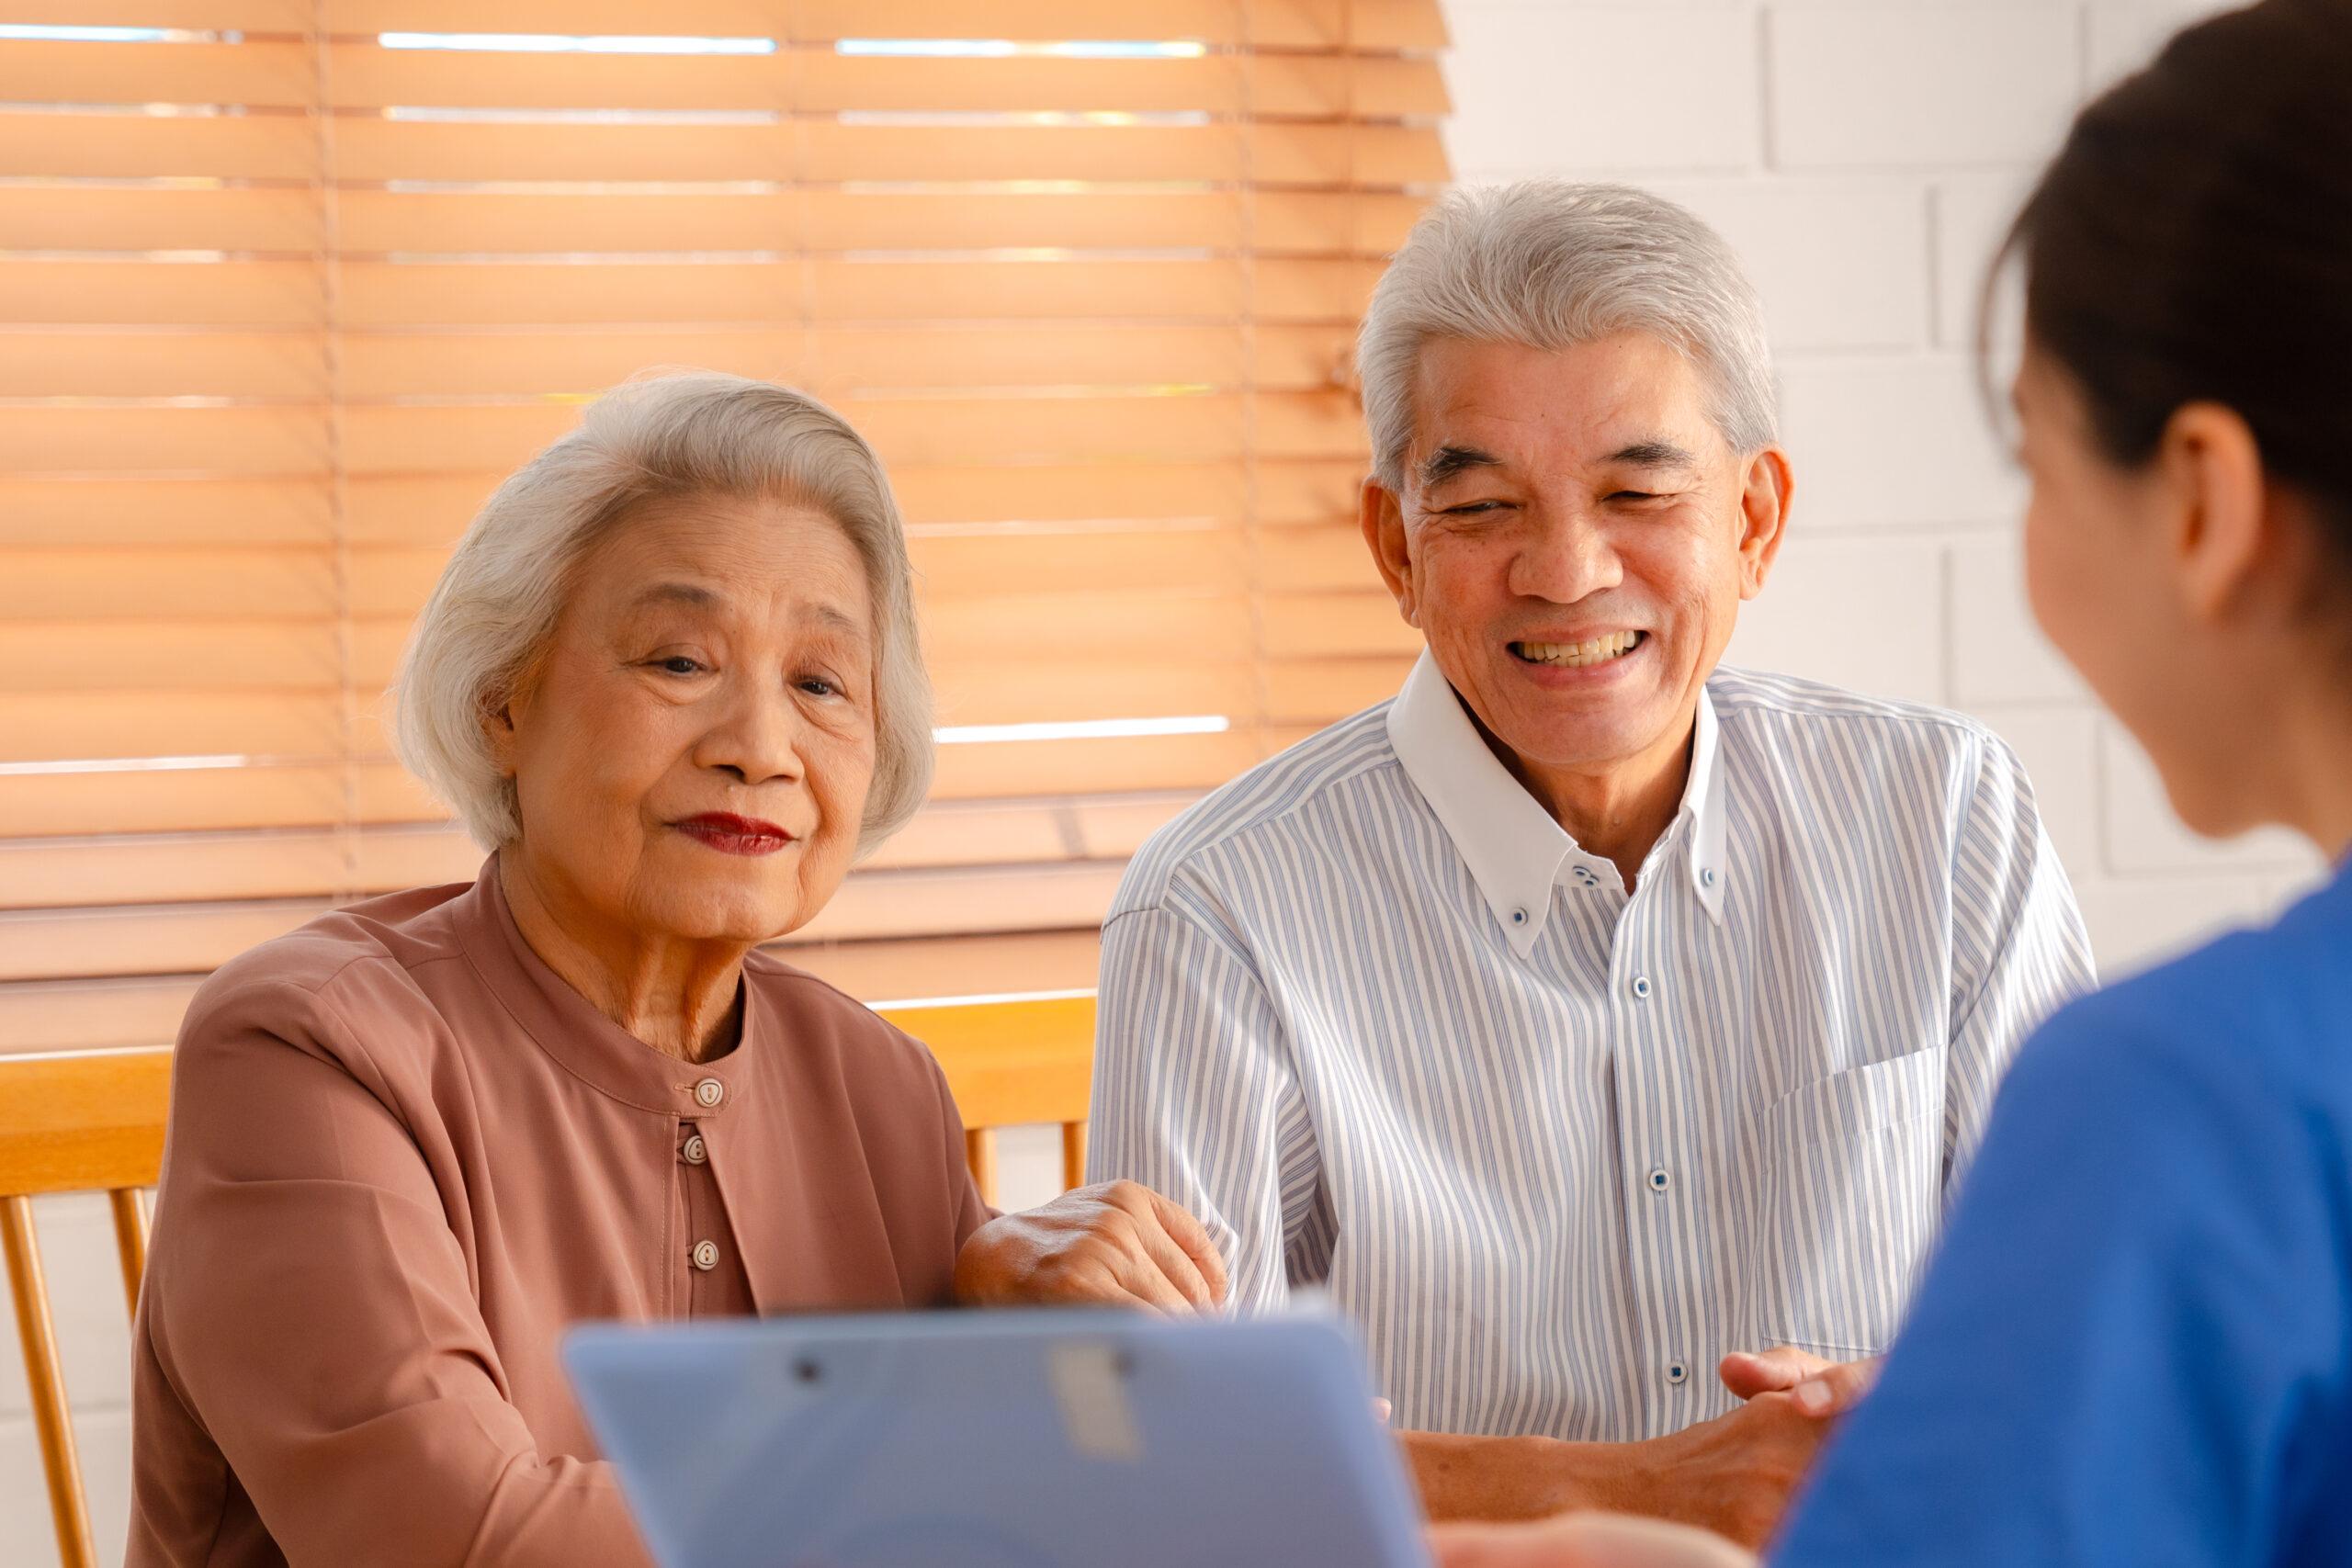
[880,993,1097,1206]
[0,1045,172,1568]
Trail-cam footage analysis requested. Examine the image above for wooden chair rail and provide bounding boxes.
[0,996,1096,1568]
[0,1046,173,1198]
[1,1046,166,1568]
[882,992,1097,1204]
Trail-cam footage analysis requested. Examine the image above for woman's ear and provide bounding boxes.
[481,690,521,777]
[2160,401,2268,622]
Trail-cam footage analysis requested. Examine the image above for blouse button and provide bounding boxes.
[1666,1360,1689,1386]
[690,1239,719,1272]
[681,1134,708,1167]
[1631,975,1654,1000]
[692,1077,725,1109]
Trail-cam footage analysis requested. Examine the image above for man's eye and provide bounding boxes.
[1609,491,1663,502]
[1445,501,1505,514]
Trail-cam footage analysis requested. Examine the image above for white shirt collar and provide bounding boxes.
[1384,650,1728,956]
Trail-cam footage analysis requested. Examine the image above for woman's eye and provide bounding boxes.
[652,656,706,676]
[798,676,840,698]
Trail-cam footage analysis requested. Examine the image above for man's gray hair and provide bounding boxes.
[1357,180,1779,489]
[391,371,933,854]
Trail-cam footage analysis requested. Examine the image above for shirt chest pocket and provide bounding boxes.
[1745,1045,1947,1358]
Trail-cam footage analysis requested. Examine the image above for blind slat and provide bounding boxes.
[0,186,1422,258]
[0,532,1278,621]
[0,3,308,25]
[0,258,1383,330]
[0,732,1266,840]
[0,393,1369,474]
[316,0,1445,48]
[0,794,1196,910]
[0,860,1126,981]
[0,322,1357,400]
[0,692,345,758]
[0,463,1363,547]
[0,112,1442,186]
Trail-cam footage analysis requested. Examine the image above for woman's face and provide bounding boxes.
[2013,342,2242,837]
[493,493,879,950]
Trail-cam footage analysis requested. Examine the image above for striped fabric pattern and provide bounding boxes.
[1089,656,2095,1442]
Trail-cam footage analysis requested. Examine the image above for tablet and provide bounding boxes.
[564,1309,1431,1568]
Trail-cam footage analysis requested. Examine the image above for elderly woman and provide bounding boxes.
[125,373,1225,1568]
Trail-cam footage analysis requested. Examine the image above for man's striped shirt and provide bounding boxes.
[1089,653,2095,1440]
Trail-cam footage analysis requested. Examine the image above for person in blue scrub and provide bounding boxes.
[1430,2,2352,1565]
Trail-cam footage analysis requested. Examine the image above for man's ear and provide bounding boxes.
[1360,476,1419,628]
[2160,401,2268,623]
[1735,446,1794,601]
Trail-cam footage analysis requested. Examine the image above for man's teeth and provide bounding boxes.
[1517,631,1643,668]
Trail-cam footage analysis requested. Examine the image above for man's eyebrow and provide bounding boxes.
[1419,445,1505,487]
[1603,439,1701,470]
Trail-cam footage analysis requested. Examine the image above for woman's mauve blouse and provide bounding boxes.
[126,858,990,1568]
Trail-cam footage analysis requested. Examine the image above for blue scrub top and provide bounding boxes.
[1774,859,2352,1567]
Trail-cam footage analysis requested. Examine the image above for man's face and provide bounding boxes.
[1363,332,1790,778]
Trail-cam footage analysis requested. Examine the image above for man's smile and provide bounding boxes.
[1510,630,1647,668]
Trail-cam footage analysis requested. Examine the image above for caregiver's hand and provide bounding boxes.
[1719,1345,1882,1420]
[1433,1513,1758,1568]
[953,1180,1228,1311]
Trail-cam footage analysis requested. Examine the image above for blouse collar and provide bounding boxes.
[450,854,770,1120]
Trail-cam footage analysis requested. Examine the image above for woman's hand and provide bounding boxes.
[1432,1513,1758,1568]
[953,1180,1229,1311]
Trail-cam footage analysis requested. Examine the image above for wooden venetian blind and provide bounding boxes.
[0,1,1442,1053]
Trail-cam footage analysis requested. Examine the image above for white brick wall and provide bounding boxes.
[1440,0,2322,989]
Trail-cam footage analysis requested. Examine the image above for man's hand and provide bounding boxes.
[1432,1513,1757,1568]
[1581,1393,1833,1550]
[953,1180,1228,1312]
[1718,1345,1881,1420]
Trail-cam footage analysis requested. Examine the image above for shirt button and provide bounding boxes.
[1667,1360,1689,1386]
[1510,908,1527,925]
[681,1134,708,1167]
[692,1077,725,1109]
[1647,1168,1671,1194]
[690,1239,719,1272]
[1701,866,1717,888]
[1631,975,1653,1000]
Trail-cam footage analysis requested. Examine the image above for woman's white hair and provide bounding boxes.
[391,371,933,854]
[1357,180,1779,489]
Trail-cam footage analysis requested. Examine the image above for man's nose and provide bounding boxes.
[1510,511,1623,604]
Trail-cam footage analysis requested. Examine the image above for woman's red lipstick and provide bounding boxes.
[673,813,797,856]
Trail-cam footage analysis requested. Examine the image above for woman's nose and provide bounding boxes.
[699,686,807,785]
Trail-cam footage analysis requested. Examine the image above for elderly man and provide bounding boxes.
[1087,182,2094,1545]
